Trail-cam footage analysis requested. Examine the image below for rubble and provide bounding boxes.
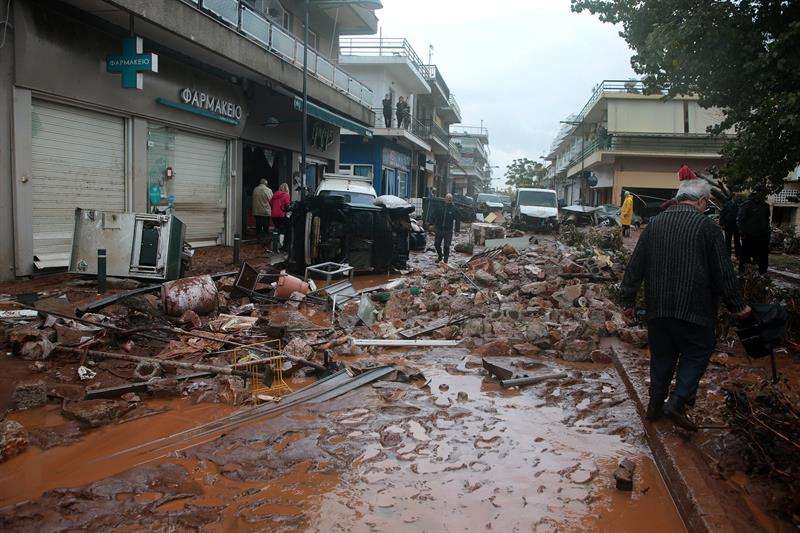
[62,399,130,428]
[12,380,48,410]
[0,420,29,462]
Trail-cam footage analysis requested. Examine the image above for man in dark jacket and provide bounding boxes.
[622,179,750,431]
[382,93,393,128]
[719,196,741,258]
[737,192,771,274]
[434,194,457,263]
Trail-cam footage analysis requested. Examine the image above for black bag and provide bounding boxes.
[736,303,788,358]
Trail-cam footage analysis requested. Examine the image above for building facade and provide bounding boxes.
[415,65,462,197]
[0,0,379,279]
[338,38,462,199]
[449,126,491,197]
[544,80,729,212]
[337,37,432,197]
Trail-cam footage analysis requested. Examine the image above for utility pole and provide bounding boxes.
[301,0,310,200]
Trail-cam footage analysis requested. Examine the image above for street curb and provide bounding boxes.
[610,346,761,532]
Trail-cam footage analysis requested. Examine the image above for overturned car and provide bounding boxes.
[286,194,414,274]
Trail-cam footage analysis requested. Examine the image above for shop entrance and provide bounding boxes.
[242,142,290,239]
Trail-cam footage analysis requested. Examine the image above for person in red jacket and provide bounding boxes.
[270,183,291,251]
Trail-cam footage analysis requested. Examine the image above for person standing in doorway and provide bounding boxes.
[737,191,771,274]
[270,183,291,252]
[621,179,750,432]
[620,190,634,237]
[252,178,273,243]
[382,93,393,128]
[434,193,457,263]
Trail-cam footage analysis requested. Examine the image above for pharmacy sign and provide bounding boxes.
[106,36,158,90]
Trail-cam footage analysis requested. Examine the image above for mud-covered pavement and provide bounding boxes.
[0,348,681,531]
[0,232,685,531]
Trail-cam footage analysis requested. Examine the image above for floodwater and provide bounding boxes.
[0,347,684,531]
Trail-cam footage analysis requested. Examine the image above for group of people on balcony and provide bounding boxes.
[382,93,411,129]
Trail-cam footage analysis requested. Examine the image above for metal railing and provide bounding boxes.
[423,65,451,99]
[423,119,449,147]
[446,93,462,121]
[576,79,669,123]
[185,0,375,107]
[448,139,461,160]
[451,125,489,139]
[371,108,428,139]
[339,37,428,83]
[564,133,728,170]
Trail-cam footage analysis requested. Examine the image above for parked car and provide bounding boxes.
[512,188,559,231]
[596,204,643,228]
[476,193,510,214]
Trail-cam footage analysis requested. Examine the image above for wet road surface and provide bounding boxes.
[0,347,683,531]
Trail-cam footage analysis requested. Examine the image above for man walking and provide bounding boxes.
[621,179,750,431]
[382,93,393,128]
[737,191,771,274]
[719,195,741,258]
[252,178,273,243]
[434,194,457,264]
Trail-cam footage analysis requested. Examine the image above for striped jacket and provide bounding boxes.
[621,204,745,327]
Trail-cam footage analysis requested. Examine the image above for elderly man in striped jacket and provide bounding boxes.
[621,179,751,432]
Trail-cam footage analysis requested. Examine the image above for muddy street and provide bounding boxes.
[0,229,689,531]
[0,348,680,531]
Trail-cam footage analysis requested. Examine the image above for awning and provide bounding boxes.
[292,97,372,137]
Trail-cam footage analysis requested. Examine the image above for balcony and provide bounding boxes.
[575,79,670,124]
[368,108,431,151]
[339,37,430,94]
[448,139,461,161]
[423,65,451,106]
[440,93,462,124]
[422,119,450,154]
[563,133,729,174]
[451,125,489,144]
[182,0,374,107]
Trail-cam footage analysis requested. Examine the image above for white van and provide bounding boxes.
[316,173,377,205]
[512,188,559,231]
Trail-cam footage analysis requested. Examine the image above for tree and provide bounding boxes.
[505,158,547,189]
[571,0,800,192]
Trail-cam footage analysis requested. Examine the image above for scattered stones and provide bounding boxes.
[12,380,48,410]
[454,242,475,254]
[62,399,128,428]
[0,420,29,462]
[457,391,469,403]
[473,270,496,287]
[473,339,511,357]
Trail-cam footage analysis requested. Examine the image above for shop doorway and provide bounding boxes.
[242,143,289,239]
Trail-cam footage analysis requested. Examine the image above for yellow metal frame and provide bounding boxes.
[233,340,292,403]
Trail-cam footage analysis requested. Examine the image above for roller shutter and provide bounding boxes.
[30,100,125,267]
[148,126,228,247]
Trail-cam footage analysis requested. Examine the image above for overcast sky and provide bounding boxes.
[375,0,636,190]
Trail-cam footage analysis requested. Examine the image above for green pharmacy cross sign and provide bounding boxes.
[106,36,158,90]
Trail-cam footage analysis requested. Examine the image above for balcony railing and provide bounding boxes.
[575,79,670,123]
[371,108,428,139]
[423,65,451,100]
[563,133,728,170]
[451,126,489,142]
[423,119,449,147]
[448,139,461,160]
[339,37,428,83]
[184,0,374,107]
[445,93,462,121]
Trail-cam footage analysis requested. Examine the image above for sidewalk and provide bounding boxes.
[610,344,766,532]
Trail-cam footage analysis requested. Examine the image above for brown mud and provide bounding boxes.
[0,345,683,531]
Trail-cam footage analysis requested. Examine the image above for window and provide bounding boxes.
[305,27,318,50]
[398,171,409,198]
[283,10,292,30]
[339,164,374,178]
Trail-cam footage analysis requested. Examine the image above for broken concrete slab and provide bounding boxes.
[0,420,29,462]
[13,380,48,410]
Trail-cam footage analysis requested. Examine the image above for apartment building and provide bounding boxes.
[544,80,729,212]
[415,66,462,197]
[337,37,431,197]
[0,0,380,279]
[450,126,491,197]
